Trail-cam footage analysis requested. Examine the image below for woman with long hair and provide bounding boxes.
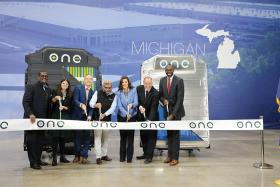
[116,76,138,163]
[50,79,72,166]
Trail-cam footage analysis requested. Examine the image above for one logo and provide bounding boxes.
[236,121,262,129]
[189,121,214,129]
[48,53,82,64]
[155,56,195,71]
[37,120,65,128]
[159,59,191,69]
[43,48,86,64]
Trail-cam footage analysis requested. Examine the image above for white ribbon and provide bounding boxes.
[0,118,263,132]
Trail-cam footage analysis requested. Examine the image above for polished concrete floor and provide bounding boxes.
[0,130,279,187]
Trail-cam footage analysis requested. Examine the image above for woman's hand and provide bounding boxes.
[127,103,133,110]
[55,96,62,101]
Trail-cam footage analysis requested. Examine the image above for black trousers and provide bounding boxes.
[140,130,157,159]
[52,137,66,156]
[167,130,180,160]
[118,115,136,162]
[26,131,44,166]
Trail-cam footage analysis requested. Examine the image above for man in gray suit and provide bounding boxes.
[159,64,185,166]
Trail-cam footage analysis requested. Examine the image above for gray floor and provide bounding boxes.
[0,130,279,187]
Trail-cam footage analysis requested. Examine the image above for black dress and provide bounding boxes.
[49,90,73,138]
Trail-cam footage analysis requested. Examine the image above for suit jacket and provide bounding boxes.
[137,85,159,121]
[72,84,94,120]
[159,75,185,120]
[22,81,52,119]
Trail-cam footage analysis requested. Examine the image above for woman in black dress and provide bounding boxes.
[50,79,72,166]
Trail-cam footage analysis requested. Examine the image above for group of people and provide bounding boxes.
[22,64,185,170]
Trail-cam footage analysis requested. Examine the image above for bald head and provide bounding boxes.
[165,64,174,77]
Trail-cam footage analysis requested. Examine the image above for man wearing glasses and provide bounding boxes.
[89,80,116,164]
[22,71,52,169]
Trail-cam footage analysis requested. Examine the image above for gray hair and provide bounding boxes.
[103,80,112,87]
[143,76,152,82]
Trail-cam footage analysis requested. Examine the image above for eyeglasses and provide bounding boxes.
[104,86,112,89]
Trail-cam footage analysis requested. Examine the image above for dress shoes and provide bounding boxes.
[101,156,112,161]
[30,164,42,170]
[164,157,172,163]
[96,158,102,165]
[144,158,152,164]
[39,161,48,166]
[52,156,57,166]
[136,155,145,160]
[169,160,179,166]
[72,156,80,163]
[60,155,70,163]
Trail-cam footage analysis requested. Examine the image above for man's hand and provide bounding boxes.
[167,114,174,121]
[29,114,36,124]
[163,99,169,106]
[99,113,106,120]
[139,106,145,114]
[95,103,102,109]
[87,116,92,121]
[80,103,87,112]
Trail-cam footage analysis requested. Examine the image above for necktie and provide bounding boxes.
[86,87,90,103]
[145,90,148,98]
[167,78,171,95]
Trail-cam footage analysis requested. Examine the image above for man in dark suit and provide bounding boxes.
[72,74,94,164]
[22,71,52,169]
[136,76,159,164]
[159,64,185,166]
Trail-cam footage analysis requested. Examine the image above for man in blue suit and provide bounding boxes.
[72,74,94,164]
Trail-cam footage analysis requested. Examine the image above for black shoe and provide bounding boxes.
[30,164,42,170]
[127,160,132,163]
[136,155,145,160]
[39,161,48,166]
[60,155,70,163]
[144,158,152,164]
[120,159,125,162]
[96,158,102,165]
[52,157,57,166]
[101,156,112,161]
